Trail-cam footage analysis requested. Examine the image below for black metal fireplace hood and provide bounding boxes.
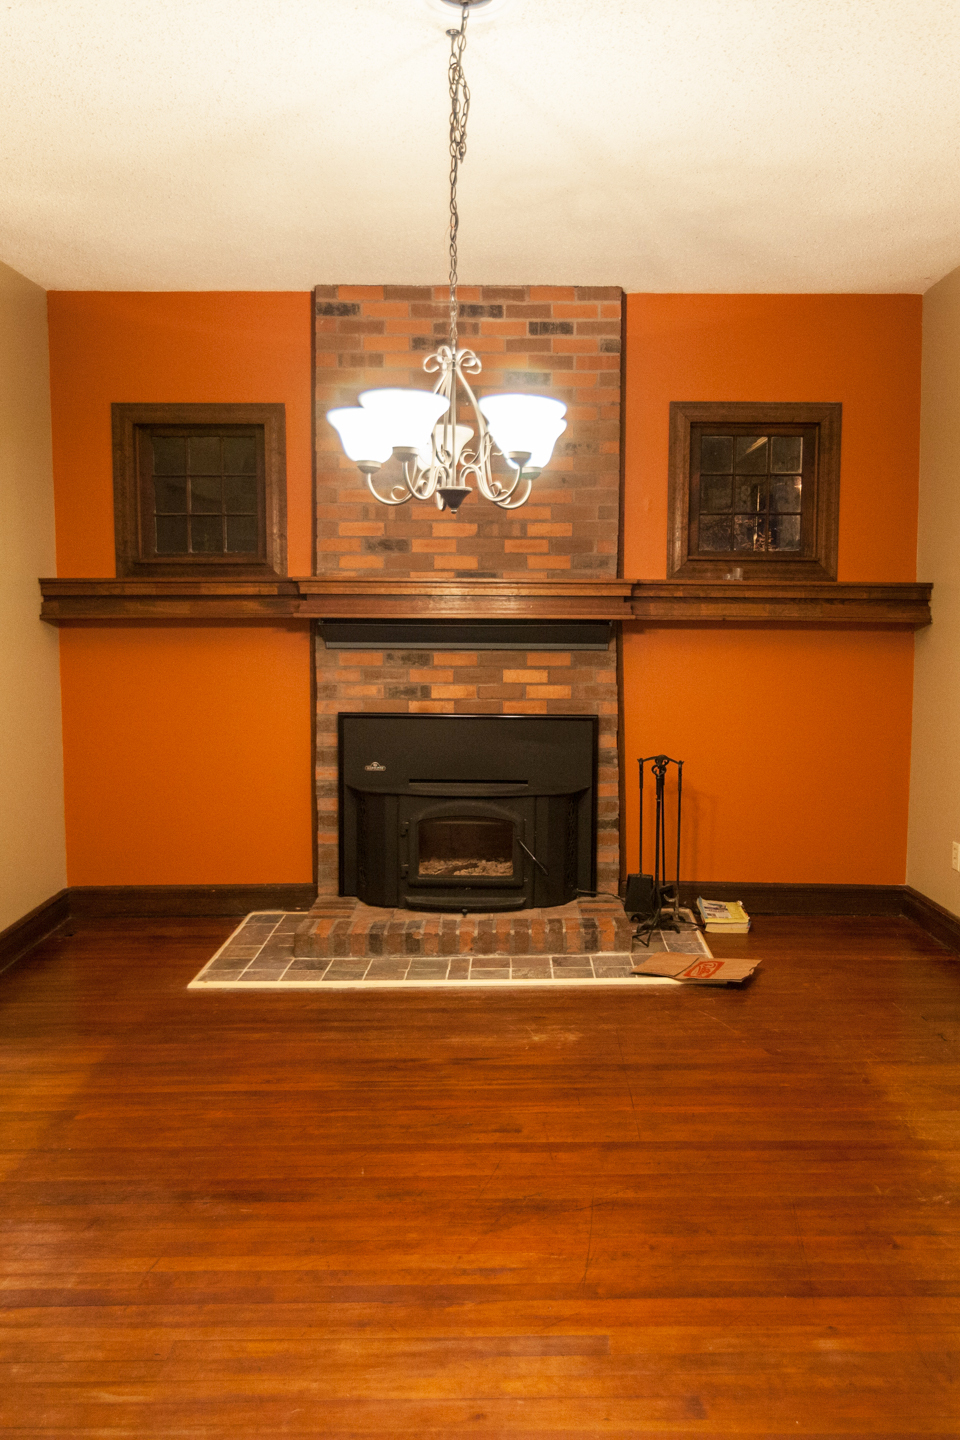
[322,620,611,650]
[339,713,598,912]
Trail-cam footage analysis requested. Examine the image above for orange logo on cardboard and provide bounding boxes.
[683,960,723,978]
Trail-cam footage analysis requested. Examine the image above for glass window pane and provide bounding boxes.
[226,515,259,553]
[190,475,221,513]
[701,476,732,513]
[769,513,801,551]
[187,436,222,473]
[155,515,188,553]
[698,515,733,551]
[771,476,802,512]
[152,436,186,476]
[734,477,765,512]
[700,435,733,473]
[224,475,258,514]
[223,436,257,474]
[735,436,768,474]
[771,435,803,472]
[190,515,224,553]
[734,514,766,551]
[154,477,187,512]
[418,816,514,878]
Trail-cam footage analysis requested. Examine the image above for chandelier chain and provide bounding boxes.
[447,3,470,354]
[326,0,566,514]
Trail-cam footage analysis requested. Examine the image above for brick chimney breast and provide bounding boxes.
[315,284,623,579]
[313,284,624,902]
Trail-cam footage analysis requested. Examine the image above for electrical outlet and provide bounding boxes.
[953,842,960,873]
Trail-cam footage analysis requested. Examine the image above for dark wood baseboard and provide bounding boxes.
[677,881,905,916]
[676,880,960,952]
[901,886,960,953]
[0,889,70,974]
[68,884,317,918]
[3,881,957,976]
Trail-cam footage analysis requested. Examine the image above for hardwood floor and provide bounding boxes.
[2,914,959,1436]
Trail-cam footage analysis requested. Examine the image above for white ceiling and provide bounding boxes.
[1,0,959,293]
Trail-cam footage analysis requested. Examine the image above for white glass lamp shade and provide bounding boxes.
[326,407,392,466]
[357,387,449,454]
[478,393,567,469]
[420,421,474,471]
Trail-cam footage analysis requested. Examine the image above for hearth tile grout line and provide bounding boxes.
[198,910,288,972]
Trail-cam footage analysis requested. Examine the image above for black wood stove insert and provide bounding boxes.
[338,713,598,912]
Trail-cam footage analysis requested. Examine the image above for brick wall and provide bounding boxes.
[313,281,624,905]
[315,641,621,899]
[314,284,622,578]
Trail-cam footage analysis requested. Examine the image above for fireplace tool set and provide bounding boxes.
[625,754,685,945]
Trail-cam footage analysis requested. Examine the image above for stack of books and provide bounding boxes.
[696,897,752,934]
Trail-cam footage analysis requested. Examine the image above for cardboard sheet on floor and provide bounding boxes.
[631,954,761,985]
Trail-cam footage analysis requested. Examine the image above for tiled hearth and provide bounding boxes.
[188,915,711,989]
[188,912,656,989]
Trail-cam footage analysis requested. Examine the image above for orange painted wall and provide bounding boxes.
[49,292,313,577]
[47,290,921,889]
[59,624,312,885]
[48,293,314,885]
[621,294,921,884]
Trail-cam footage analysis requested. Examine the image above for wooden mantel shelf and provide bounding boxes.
[630,581,932,627]
[39,576,933,628]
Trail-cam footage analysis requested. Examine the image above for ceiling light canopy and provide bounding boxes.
[326,0,566,512]
[426,0,508,19]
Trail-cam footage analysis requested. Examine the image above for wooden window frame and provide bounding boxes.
[112,402,287,579]
[667,401,841,581]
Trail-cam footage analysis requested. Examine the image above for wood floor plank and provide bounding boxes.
[1,914,959,1434]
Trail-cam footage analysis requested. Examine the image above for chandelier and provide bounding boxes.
[327,1,566,512]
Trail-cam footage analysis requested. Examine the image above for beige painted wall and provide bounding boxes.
[908,264,960,912]
[0,261,66,932]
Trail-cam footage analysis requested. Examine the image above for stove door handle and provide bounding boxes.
[516,838,548,877]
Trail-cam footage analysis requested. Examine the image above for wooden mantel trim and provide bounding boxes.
[38,577,634,623]
[39,577,932,628]
[630,580,933,628]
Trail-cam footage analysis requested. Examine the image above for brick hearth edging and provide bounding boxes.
[293,895,632,959]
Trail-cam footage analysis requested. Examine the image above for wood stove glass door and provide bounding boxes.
[399,797,536,910]
[417,816,515,881]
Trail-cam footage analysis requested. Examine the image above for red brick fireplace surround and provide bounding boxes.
[310,284,627,946]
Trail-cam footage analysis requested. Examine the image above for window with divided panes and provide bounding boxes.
[112,403,286,578]
[667,402,841,581]
[151,430,260,557]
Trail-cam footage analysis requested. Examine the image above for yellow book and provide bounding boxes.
[696,898,752,932]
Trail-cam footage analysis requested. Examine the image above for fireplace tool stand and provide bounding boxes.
[631,754,684,946]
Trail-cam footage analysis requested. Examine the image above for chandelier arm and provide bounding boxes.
[454,358,527,505]
[412,349,457,498]
[484,469,524,504]
[451,356,485,431]
[489,474,535,510]
[457,431,491,492]
[451,361,502,502]
[365,472,415,506]
[406,460,443,500]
